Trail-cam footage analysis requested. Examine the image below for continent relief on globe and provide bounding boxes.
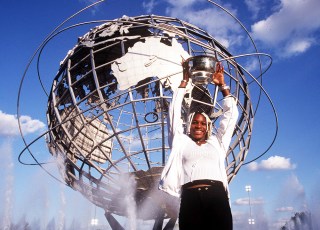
[111,37,190,92]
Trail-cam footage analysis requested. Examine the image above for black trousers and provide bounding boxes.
[179,180,233,230]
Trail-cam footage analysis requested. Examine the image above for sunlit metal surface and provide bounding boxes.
[44,15,258,219]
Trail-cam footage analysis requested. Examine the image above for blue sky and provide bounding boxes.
[1,0,320,229]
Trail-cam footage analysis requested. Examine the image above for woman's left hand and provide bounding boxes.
[212,62,225,86]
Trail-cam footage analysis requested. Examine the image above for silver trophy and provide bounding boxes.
[184,55,217,85]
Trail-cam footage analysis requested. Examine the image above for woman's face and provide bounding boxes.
[189,113,207,142]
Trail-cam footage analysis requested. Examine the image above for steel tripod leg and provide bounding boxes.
[163,217,177,230]
[152,212,165,230]
[104,211,125,230]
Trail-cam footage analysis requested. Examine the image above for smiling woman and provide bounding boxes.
[189,113,208,144]
[159,62,239,229]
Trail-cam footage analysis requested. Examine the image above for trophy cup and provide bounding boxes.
[183,55,217,85]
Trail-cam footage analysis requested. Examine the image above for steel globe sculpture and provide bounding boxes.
[45,14,254,226]
[17,5,276,227]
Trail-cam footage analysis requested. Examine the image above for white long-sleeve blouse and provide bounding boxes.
[159,87,239,198]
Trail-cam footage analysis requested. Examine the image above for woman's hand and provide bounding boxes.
[212,62,230,97]
[179,59,189,88]
[212,62,225,86]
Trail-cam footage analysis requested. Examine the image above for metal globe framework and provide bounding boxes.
[12,0,280,228]
[45,15,254,222]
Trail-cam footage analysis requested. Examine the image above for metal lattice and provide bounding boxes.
[46,15,254,219]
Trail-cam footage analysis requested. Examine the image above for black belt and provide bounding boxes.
[182,180,223,190]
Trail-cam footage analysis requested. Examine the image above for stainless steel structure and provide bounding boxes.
[44,14,258,229]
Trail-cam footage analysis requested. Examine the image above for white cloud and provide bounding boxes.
[275,206,294,212]
[164,1,243,49]
[251,0,320,56]
[245,0,264,19]
[234,197,264,206]
[144,0,319,58]
[284,174,305,198]
[282,39,313,57]
[275,174,307,213]
[247,155,296,171]
[143,0,157,13]
[165,0,198,8]
[272,218,290,229]
[0,141,14,229]
[78,0,102,15]
[0,110,45,137]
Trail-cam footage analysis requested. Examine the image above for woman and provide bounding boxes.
[159,62,239,229]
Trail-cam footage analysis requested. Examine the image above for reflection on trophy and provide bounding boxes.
[183,55,217,85]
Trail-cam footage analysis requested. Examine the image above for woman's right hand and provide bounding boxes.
[179,60,189,88]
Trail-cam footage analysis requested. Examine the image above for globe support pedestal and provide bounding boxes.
[162,218,177,230]
[105,212,125,230]
[104,211,177,230]
[153,210,177,230]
